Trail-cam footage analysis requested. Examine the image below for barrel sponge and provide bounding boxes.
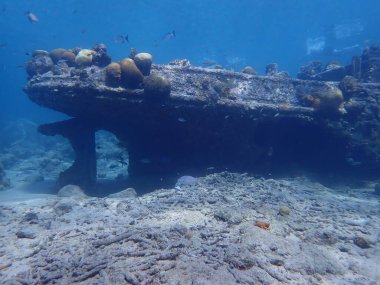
[119,58,144,88]
[50,48,67,63]
[105,62,122,86]
[134,52,153,76]
[75,49,95,66]
[144,74,171,100]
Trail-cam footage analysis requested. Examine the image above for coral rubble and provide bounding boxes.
[1,173,379,284]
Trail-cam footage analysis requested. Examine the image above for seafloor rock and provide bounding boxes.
[214,208,243,225]
[57,184,87,198]
[175,175,199,188]
[53,198,78,215]
[15,230,36,239]
[22,212,39,224]
[107,187,137,198]
[354,236,371,249]
[23,45,380,191]
[279,205,290,216]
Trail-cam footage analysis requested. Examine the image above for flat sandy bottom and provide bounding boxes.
[0,172,379,285]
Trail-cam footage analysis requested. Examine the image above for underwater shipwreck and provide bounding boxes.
[23,44,380,192]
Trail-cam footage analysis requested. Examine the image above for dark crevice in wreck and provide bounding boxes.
[38,115,358,195]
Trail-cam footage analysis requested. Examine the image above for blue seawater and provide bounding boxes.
[0,0,379,122]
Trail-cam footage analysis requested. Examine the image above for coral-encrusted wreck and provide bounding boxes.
[24,44,380,192]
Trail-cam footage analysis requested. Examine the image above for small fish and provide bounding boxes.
[0,43,7,48]
[346,157,362,166]
[162,30,176,41]
[154,30,176,47]
[178,118,186,123]
[25,11,39,23]
[117,159,128,166]
[140,158,152,164]
[333,44,360,53]
[112,35,129,44]
[202,60,217,67]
